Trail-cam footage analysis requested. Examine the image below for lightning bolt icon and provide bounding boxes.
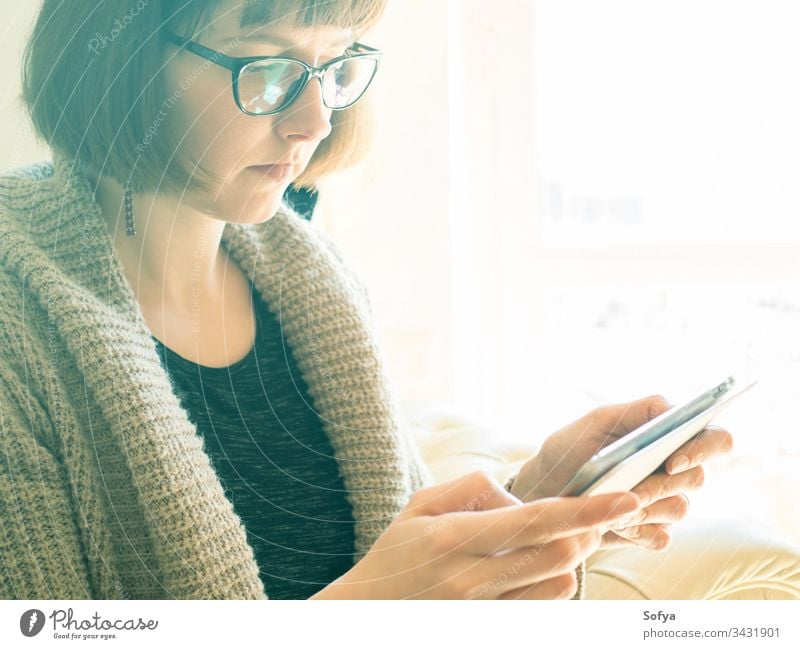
[28,612,38,632]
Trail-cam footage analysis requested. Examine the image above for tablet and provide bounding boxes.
[557,375,758,497]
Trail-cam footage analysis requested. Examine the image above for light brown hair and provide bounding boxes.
[21,0,387,196]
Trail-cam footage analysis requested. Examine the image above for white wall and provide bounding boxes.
[0,2,48,170]
[313,0,455,411]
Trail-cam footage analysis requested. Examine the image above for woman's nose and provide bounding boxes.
[274,75,333,142]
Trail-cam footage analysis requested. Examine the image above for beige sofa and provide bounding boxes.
[406,404,800,600]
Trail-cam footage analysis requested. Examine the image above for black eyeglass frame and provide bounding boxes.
[163,30,383,116]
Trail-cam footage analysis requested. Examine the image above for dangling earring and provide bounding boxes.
[124,184,136,236]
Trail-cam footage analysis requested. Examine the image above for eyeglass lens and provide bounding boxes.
[237,57,377,115]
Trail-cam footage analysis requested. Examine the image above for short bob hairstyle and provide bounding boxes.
[21,0,387,197]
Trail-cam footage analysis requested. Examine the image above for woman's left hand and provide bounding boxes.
[508,394,735,551]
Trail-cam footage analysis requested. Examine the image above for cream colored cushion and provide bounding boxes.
[403,403,537,487]
[585,517,800,599]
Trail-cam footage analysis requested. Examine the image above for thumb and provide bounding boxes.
[408,471,523,517]
[597,394,674,437]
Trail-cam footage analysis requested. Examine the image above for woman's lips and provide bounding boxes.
[247,164,293,182]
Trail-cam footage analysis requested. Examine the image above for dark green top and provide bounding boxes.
[153,281,356,599]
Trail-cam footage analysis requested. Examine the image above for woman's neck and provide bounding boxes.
[88,171,230,316]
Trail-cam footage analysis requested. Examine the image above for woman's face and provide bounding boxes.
[162,5,353,223]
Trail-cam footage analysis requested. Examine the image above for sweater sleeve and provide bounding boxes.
[0,370,93,599]
[311,223,436,494]
[503,472,586,600]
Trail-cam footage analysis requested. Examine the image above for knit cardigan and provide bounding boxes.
[0,153,584,600]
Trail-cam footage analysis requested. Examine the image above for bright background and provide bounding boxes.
[317,0,800,546]
[3,1,799,545]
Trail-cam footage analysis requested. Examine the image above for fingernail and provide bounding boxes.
[670,455,689,474]
[613,515,637,528]
[625,525,641,539]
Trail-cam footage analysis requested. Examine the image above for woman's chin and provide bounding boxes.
[239,192,284,224]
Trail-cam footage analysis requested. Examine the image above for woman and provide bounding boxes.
[0,0,732,600]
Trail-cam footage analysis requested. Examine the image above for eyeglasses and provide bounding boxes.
[163,30,382,117]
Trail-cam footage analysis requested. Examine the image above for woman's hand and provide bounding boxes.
[312,470,641,599]
[508,395,734,552]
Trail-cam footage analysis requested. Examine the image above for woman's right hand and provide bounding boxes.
[313,470,641,599]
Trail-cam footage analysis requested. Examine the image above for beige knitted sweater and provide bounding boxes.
[0,153,584,600]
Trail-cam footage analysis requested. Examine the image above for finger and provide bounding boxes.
[497,571,580,600]
[631,465,704,507]
[406,470,523,519]
[610,522,673,551]
[468,529,600,598]
[600,529,641,550]
[665,426,734,475]
[610,494,690,530]
[592,394,674,438]
[449,491,641,555]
